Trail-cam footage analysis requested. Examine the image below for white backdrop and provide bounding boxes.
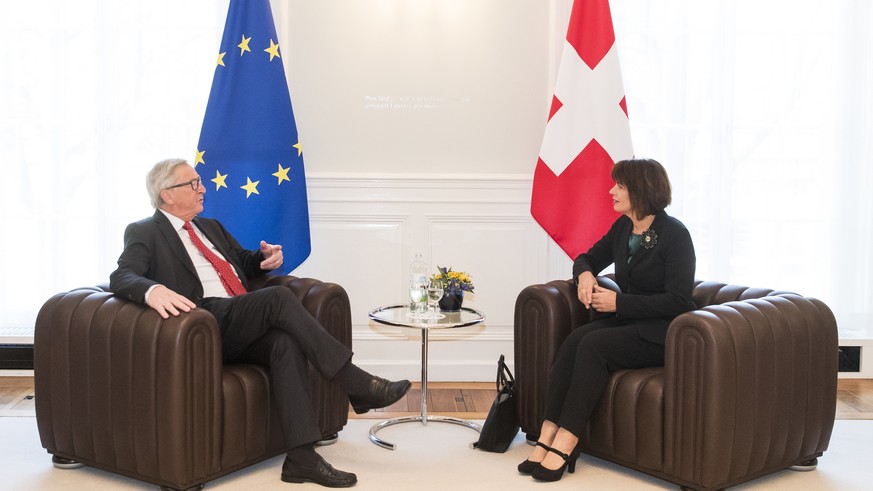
[1,0,871,378]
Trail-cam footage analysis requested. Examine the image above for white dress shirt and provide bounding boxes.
[146,209,244,300]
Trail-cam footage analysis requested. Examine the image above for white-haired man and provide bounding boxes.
[110,158,411,488]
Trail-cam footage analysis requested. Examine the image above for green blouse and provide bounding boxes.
[628,232,642,262]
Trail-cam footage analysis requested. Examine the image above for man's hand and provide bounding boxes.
[590,284,617,313]
[260,241,284,270]
[146,285,196,319]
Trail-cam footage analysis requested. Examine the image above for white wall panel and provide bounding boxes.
[292,174,573,381]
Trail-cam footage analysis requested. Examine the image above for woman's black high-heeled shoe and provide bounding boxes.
[517,442,551,474]
[530,444,581,482]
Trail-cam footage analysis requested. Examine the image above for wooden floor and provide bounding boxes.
[0,376,35,414]
[348,381,496,420]
[3,377,873,420]
[834,379,873,419]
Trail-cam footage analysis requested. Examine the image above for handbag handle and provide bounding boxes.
[496,354,514,391]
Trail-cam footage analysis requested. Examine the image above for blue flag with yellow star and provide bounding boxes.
[196,0,310,274]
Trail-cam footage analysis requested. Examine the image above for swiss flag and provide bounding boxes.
[531,0,633,259]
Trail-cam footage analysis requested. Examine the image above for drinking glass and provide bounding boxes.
[427,279,445,319]
[409,279,428,316]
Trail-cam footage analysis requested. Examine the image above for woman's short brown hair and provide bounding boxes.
[611,158,672,220]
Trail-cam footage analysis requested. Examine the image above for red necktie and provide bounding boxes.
[183,222,247,296]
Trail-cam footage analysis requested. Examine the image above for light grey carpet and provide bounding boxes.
[2,416,870,490]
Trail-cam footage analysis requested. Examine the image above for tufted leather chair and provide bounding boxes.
[514,276,838,490]
[34,275,352,491]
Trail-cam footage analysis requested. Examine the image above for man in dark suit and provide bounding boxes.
[110,158,411,488]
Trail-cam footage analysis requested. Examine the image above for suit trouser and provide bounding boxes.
[543,316,665,437]
[201,286,353,448]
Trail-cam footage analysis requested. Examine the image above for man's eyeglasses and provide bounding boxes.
[164,176,202,191]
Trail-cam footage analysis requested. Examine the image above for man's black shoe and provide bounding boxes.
[348,377,412,414]
[281,454,357,488]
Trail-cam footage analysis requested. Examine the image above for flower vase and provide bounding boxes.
[439,290,464,312]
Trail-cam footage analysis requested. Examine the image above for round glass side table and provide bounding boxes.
[366,304,486,450]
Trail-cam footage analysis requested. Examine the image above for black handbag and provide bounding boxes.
[472,354,519,452]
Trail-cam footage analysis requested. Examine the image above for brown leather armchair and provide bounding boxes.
[514,276,838,491]
[35,275,352,491]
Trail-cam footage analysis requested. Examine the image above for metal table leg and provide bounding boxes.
[368,328,482,450]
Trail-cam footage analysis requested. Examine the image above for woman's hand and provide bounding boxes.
[590,284,617,313]
[577,272,597,309]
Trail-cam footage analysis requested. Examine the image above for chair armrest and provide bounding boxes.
[514,279,582,435]
[35,289,223,484]
[663,294,838,486]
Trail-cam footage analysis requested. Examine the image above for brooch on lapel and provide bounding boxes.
[641,229,658,249]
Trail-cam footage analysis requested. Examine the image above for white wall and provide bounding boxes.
[291,174,572,381]
[269,1,572,380]
[274,0,559,176]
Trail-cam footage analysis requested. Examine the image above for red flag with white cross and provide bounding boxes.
[531,0,633,259]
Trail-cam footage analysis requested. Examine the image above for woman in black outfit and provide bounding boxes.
[519,158,697,482]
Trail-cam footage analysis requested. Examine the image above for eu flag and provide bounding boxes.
[196,0,310,274]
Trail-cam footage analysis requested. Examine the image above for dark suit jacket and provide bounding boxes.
[571,210,697,345]
[110,210,267,304]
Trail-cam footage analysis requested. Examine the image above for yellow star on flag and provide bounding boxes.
[211,170,228,190]
[264,39,280,62]
[241,177,260,197]
[238,35,252,56]
[273,163,291,185]
[217,52,226,67]
[293,141,302,157]
[194,149,206,166]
